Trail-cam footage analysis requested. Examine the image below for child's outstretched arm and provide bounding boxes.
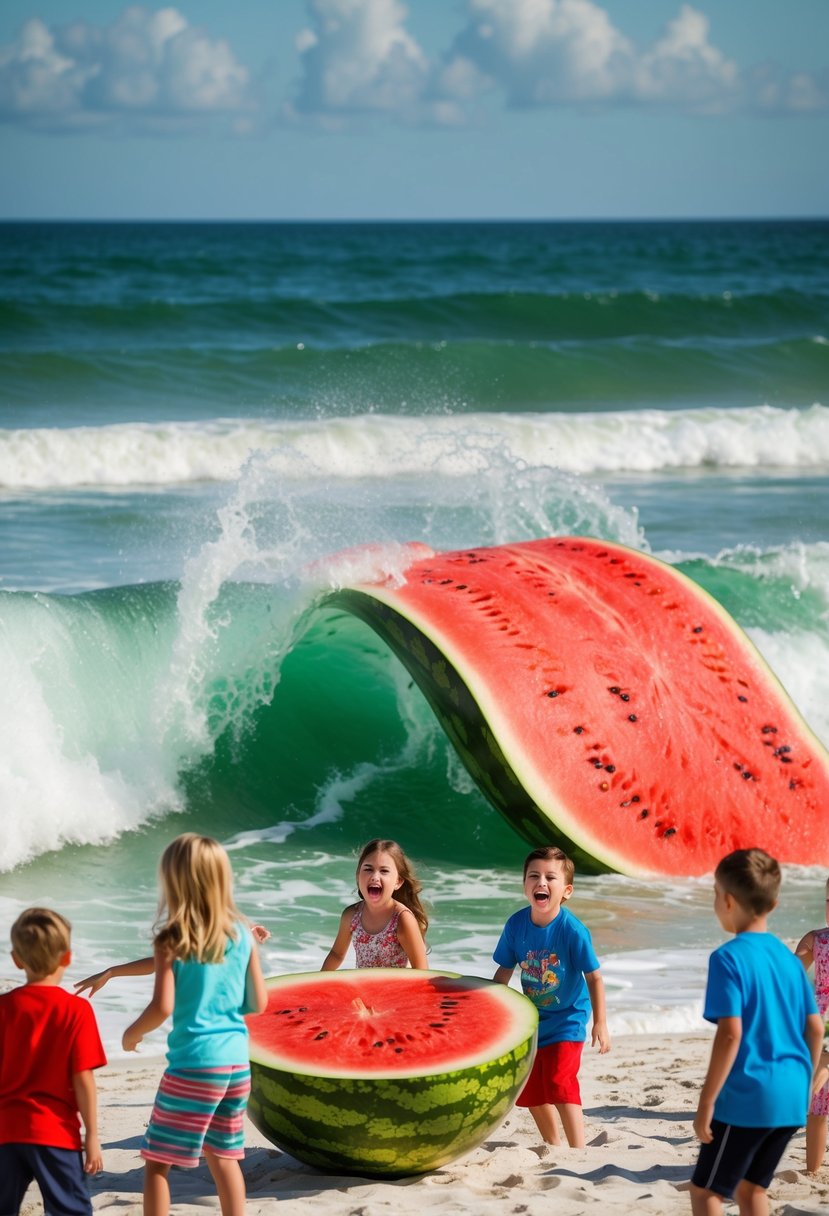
[74,956,154,998]
[585,969,611,1053]
[693,1015,741,1143]
[396,907,428,969]
[321,908,353,971]
[72,1069,103,1175]
[121,946,174,1052]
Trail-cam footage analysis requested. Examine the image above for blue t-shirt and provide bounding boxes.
[703,931,817,1128]
[493,905,599,1046]
[167,924,253,1069]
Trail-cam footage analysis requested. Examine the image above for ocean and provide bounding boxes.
[1,219,828,1053]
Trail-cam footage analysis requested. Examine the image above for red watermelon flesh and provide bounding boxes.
[252,970,525,1078]
[328,536,829,877]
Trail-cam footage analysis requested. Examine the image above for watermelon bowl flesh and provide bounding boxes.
[326,536,829,878]
[246,969,537,1178]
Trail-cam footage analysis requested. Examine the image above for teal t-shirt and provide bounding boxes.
[166,924,253,1069]
[703,931,817,1128]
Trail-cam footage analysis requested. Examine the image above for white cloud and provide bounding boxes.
[0,6,253,129]
[293,0,428,116]
[435,0,826,120]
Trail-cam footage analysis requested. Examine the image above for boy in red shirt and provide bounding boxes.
[0,907,106,1215]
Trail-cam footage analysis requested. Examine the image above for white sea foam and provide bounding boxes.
[1,404,828,490]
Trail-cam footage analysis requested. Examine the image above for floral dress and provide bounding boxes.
[811,926,829,1117]
[349,904,408,967]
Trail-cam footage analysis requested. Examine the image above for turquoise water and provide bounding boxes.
[1,220,828,1052]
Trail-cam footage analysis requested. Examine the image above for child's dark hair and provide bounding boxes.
[523,846,574,886]
[357,838,428,938]
[11,907,71,980]
[715,848,781,916]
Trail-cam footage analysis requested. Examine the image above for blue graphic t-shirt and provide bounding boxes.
[703,931,817,1128]
[493,905,599,1046]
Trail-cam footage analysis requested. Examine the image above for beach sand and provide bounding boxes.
[18,1031,829,1216]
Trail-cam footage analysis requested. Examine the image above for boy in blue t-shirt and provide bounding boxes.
[493,846,610,1148]
[691,848,822,1215]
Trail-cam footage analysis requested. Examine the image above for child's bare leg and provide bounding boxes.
[528,1103,561,1145]
[689,1183,724,1216]
[733,1178,769,1216]
[143,1160,171,1216]
[555,1102,585,1148]
[806,1113,828,1173]
[204,1150,246,1216]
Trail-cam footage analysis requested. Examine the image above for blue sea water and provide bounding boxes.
[1,220,828,1052]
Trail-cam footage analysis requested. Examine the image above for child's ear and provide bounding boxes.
[60,949,72,968]
[11,950,24,971]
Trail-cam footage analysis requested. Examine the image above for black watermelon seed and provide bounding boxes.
[605,765,616,773]
[628,714,638,722]
[386,1037,395,1043]
[692,626,703,633]
[734,762,743,771]
[780,756,793,764]
[546,690,559,698]
[631,795,640,803]
[789,780,797,790]
[593,760,603,768]
[314,1031,328,1040]
[762,725,778,734]
[620,693,630,702]
[738,695,748,702]
[741,771,753,780]
[777,745,792,754]
[574,726,585,734]
[298,1007,308,1012]
[394,1047,404,1053]
[664,828,677,837]
[609,686,620,694]
[639,809,649,819]
[373,1041,383,1048]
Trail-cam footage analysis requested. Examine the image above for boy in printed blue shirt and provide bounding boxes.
[493,846,610,1148]
[691,848,822,1216]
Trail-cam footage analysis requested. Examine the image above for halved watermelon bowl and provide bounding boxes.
[246,969,538,1177]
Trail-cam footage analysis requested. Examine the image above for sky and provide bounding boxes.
[0,0,827,220]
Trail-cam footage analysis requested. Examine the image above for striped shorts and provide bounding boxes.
[141,1064,252,1168]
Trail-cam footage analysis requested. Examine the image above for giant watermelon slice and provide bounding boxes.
[246,969,537,1177]
[326,536,829,877]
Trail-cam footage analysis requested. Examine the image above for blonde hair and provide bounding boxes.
[357,838,429,938]
[11,907,71,980]
[153,834,241,963]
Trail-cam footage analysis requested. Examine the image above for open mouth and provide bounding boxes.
[533,891,550,905]
[366,882,383,898]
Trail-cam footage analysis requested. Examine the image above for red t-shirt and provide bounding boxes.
[0,984,107,1150]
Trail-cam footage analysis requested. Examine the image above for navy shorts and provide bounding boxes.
[0,1143,92,1216]
[691,1120,798,1198]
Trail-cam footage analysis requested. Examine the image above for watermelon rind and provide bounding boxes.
[326,536,829,877]
[247,969,538,1177]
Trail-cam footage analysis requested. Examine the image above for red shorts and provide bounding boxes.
[517,1040,584,1107]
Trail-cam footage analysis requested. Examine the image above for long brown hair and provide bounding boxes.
[357,838,428,938]
[153,833,241,963]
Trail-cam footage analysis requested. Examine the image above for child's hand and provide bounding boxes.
[74,969,111,999]
[84,1133,103,1175]
[251,924,270,945]
[591,1021,611,1054]
[693,1100,714,1143]
[122,1027,142,1053]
